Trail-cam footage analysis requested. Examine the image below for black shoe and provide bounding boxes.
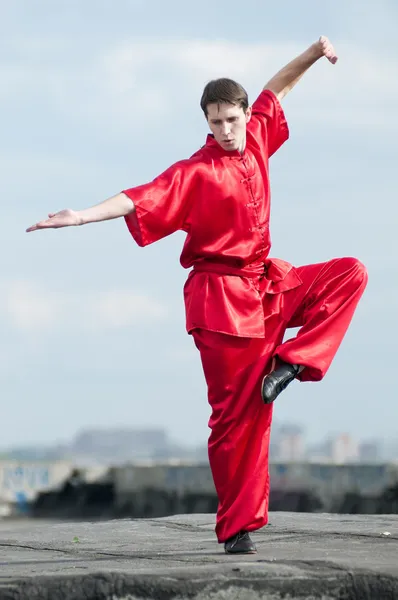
[261,361,299,404]
[224,531,257,554]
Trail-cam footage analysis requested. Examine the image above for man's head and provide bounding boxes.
[200,78,252,153]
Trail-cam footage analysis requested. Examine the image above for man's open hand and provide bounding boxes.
[26,209,81,232]
[318,35,338,64]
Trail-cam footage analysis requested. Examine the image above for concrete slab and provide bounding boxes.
[0,512,397,599]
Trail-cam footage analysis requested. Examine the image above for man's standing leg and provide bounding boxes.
[192,325,286,552]
[262,256,368,402]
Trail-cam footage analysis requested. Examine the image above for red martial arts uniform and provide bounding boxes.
[122,90,367,543]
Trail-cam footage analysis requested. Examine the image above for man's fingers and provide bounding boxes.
[319,35,338,64]
[26,224,44,233]
[26,212,63,231]
[26,224,40,232]
[26,219,52,232]
[326,50,338,64]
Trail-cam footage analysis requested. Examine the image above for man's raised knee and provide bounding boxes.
[341,257,368,286]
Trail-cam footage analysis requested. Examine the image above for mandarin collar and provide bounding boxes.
[205,134,246,159]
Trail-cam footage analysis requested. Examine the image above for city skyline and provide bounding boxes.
[2,423,396,465]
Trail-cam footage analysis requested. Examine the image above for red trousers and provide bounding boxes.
[192,257,368,542]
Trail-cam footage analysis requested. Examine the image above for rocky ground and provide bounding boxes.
[0,512,397,599]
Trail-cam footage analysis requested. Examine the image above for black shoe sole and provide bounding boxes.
[224,548,257,555]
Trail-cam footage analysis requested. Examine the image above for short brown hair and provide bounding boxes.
[200,78,249,117]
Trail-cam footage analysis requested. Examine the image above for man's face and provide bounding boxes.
[206,102,252,153]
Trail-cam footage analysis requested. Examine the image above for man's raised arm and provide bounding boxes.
[263,36,338,101]
[26,192,134,232]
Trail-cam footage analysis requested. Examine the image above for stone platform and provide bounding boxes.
[0,512,397,599]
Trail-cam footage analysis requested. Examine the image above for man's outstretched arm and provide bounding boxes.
[26,192,134,232]
[263,36,338,101]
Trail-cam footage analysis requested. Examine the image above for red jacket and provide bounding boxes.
[123,90,302,338]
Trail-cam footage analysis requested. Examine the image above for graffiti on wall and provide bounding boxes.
[3,465,50,491]
[0,464,51,510]
[0,462,73,512]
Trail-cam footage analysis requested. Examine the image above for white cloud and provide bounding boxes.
[0,152,97,185]
[0,280,167,333]
[2,35,397,134]
[98,38,398,130]
[87,289,167,330]
[3,281,58,332]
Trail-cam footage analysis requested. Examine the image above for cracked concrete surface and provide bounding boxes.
[0,512,397,599]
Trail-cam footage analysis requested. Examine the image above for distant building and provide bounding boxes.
[271,424,306,462]
[70,428,170,463]
[358,440,381,462]
[329,433,359,464]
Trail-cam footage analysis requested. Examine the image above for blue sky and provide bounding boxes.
[1,0,397,450]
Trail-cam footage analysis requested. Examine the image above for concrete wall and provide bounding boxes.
[270,462,398,495]
[269,462,398,512]
[114,462,214,501]
[114,461,398,495]
[3,459,398,518]
[112,461,398,516]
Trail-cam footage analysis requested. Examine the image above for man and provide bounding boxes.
[26,36,368,555]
